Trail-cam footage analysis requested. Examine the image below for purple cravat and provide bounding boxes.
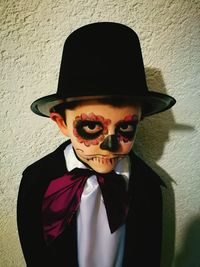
[42,168,129,245]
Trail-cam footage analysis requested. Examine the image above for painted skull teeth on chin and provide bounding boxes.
[86,157,119,165]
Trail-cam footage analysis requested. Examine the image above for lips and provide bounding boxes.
[86,156,121,165]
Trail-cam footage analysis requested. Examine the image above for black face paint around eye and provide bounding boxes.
[115,116,139,142]
[73,113,111,146]
[75,120,104,140]
[118,122,137,139]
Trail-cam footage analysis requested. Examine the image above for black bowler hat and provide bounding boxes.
[31,22,176,117]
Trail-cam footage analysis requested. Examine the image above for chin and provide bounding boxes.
[91,165,115,174]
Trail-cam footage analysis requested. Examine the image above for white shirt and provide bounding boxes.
[64,144,131,267]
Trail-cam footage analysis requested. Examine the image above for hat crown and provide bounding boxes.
[57,22,148,97]
[31,22,176,117]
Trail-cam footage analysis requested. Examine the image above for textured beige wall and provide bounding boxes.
[1,0,200,266]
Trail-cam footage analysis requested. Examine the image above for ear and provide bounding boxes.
[50,112,69,136]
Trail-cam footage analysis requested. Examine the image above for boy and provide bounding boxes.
[17,22,176,266]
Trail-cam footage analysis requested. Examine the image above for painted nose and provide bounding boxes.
[100,135,119,152]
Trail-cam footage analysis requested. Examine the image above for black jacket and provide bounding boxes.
[17,140,164,267]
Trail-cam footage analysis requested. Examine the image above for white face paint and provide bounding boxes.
[61,101,141,173]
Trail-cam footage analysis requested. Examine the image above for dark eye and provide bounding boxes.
[116,121,138,141]
[75,120,103,140]
[83,122,103,134]
[119,123,135,132]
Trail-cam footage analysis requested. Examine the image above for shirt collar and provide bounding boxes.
[64,143,131,181]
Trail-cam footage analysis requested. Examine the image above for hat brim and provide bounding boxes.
[30,91,176,118]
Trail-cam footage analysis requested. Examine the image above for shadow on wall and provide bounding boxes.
[133,67,194,267]
[174,216,200,267]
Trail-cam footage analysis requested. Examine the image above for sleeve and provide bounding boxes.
[17,168,48,266]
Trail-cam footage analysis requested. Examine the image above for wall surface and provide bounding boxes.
[0,0,200,266]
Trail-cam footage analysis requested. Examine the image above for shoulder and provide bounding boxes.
[22,140,70,178]
[18,140,71,204]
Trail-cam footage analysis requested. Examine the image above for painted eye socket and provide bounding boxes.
[116,121,138,141]
[119,123,135,132]
[75,120,104,140]
[83,123,103,134]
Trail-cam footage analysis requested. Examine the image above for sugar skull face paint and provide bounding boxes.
[65,101,142,173]
[73,113,138,146]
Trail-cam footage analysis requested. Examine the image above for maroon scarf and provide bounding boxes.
[42,168,129,245]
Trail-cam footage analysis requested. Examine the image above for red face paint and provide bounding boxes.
[73,113,139,146]
[115,115,139,143]
[73,113,111,146]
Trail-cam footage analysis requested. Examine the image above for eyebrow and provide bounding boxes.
[115,114,139,124]
[74,113,139,125]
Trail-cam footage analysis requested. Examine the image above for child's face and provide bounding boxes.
[52,101,141,173]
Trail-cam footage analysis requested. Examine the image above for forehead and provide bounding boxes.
[65,101,141,123]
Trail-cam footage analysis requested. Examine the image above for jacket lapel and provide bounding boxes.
[122,151,163,267]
